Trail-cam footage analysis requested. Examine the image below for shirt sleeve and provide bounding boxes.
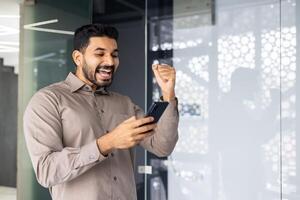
[136,98,179,157]
[23,90,107,188]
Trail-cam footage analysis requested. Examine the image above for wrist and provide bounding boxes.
[97,133,114,156]
[162,91,175,102]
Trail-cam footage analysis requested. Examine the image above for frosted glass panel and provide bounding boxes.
[169,1,281,199]
[146,0,294,200]
[281,0,298,199]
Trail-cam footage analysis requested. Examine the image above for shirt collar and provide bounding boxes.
[65,72,84,93]
[65,72,109,95]
[95,86,109,95]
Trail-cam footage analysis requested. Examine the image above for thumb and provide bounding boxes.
[124,116,136,123]
[152,64,164,86]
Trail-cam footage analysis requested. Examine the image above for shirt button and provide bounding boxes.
[89,155,95,160]
[113,176,117,181]
[111,153,114,157]
[101,109,104,113]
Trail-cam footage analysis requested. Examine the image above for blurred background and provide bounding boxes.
[0,0,299,199]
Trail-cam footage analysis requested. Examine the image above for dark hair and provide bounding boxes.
[73,24,119,52]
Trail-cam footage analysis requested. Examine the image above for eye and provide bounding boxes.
[112,53,119,58]
[95,53,104,57]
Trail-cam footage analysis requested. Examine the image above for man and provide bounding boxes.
[23,24,178,200]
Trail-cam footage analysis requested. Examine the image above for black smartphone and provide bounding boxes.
[146,102,169,123]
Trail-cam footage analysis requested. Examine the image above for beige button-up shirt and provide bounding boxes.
[23,72,179,200]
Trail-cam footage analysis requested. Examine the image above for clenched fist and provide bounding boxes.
[152,64,176,102]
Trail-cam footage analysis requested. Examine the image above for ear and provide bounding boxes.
[72,50,83,67]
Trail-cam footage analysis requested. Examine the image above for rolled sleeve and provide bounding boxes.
[137,98,179,157]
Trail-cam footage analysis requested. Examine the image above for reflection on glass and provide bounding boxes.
[218,32,255,93]
[148,0,299,199]
[148,0,298,200]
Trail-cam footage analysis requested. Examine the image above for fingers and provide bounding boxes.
[153,64,174,73]
[158,63,172,68]
[134,131,154,143]
[124,116,136,123]
[134,123,157,135]
[112,117,156,149]
[158,67,176,75]
[157,64,174,71]
[158,69,175,75]
[127,129,154,146]
[131,116,154,128]
[157,65,173,71]
[152,64,164,85]
[158,71,175,80]
[153,64,176,81]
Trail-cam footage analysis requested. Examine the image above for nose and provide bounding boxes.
[103,55,114,66]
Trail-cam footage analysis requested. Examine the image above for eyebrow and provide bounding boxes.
[94,47,119,52]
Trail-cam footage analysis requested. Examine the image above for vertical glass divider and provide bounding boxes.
[279,0,283,199]
[144,0,148,200]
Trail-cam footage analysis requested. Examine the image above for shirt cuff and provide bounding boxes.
[160,96,178,104]
[160,96,178,108]
[79,140,107,166]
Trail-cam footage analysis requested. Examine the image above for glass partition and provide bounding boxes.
[144,0,297,200]
[281,0,298,199]
[17,1,92,199]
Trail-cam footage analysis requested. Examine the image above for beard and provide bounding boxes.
[82,60,115,88]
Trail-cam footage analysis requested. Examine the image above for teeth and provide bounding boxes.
[99,69,112,73]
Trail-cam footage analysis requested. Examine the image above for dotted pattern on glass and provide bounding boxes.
[217,32,255,93]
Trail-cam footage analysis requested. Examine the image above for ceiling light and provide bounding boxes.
[24,19,74,35]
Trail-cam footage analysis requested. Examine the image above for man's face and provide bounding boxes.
[78,37,119,88]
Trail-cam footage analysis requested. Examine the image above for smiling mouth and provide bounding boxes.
[96,68,113,80]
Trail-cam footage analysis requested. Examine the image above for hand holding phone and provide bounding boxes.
[146,102,169,123]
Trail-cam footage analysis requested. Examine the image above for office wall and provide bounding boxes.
[0,61,17,187]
